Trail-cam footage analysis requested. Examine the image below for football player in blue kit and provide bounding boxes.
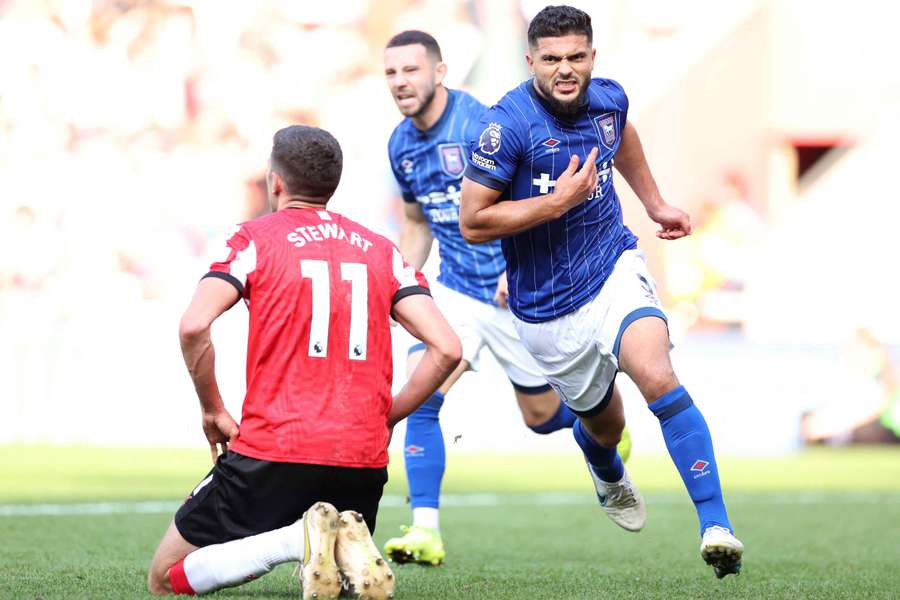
[460,6,743,578]
[382,30,631,566]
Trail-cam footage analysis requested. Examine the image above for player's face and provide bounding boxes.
[527,34,595,115]
[384,44,442,118]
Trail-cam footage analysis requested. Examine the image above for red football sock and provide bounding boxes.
[168,558,196,595]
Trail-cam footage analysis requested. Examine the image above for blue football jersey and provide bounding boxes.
[388,89,505,305]
[464,78,638,323]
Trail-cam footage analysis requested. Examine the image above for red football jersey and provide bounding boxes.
[206,207,429,468]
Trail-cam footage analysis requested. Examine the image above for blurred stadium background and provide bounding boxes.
[2,0,898,455]
[3,1,900,598]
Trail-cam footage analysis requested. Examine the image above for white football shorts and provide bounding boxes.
[420,280,548,391]
[513,250,668,413]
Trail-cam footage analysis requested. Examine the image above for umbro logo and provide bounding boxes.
[690,460,710,472]
[542,138,560,147]
[405,444,425,457]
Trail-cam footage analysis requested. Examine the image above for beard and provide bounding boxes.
[534,75,589,117]
[404,83,437,120]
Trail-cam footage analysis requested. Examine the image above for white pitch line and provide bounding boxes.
[0,500,182,517]
[1,492,898,517]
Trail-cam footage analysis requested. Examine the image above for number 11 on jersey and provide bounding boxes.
[300,259,368,360]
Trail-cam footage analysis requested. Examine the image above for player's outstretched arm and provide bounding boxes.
[615,121,692,240]
[460,148,598,243]
[179,277,241,462]
[399,202,434,270]
[389,294,462,427]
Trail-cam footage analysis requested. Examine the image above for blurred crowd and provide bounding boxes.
[2,0,895,448]
[0,0,495,442]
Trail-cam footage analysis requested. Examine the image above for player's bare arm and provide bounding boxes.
[494,270,509,308]
[399,201,434,269]
[179,276,241,463]
[388,293,462,427]
[614,121,692,240]
[459,147,598,244]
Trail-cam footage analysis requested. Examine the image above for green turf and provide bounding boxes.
[4,445,900,503]
[2,446,899,599]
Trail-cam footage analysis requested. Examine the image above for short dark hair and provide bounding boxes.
[270,126,343,199]
[385,30,442,62]
[527,5,593,47]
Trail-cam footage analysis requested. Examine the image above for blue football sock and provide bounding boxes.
[573,419,625,483]
[404,392,446,510]
[649,385,732,536]
[529,401,578,434]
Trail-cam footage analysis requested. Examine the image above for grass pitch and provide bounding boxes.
[2,446,899,599]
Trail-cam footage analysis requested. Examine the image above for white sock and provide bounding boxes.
[412,507,440,532]
[183,520,304,594]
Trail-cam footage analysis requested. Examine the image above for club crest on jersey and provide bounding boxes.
[437,143,466,178]
[595,113,618,149]
[478,122,502,155]
[400,157,414,174]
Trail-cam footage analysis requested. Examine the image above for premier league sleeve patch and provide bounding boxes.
[478,122,503,155]
[437,143,466,178]
[594,113,618,150]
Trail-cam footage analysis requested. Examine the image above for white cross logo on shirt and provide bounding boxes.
[533,173,556,194]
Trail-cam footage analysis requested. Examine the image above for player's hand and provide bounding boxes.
[647,202,692,240]
[552,147,599,211]
[494,271,509,309]
[201,409,239,464]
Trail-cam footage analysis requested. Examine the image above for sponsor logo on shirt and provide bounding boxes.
[415,185,461,206]
[470,152,496,170]
[531,160,614,198]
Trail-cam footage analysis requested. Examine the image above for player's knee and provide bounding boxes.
[596,428,622,448]
[522,406,555,429]
[633,367,678,403]
[590,420,623,447]
[581,413,625,448]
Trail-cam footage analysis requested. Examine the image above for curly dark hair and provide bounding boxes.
[527,5,593,47]
[270,126,343,200]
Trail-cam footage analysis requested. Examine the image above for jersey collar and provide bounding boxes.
[413,88,456,137]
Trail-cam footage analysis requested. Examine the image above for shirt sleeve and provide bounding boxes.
[387,136,417,204]
[389,246,430,305]
[463,103,524,192]
[203,224,256,299]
